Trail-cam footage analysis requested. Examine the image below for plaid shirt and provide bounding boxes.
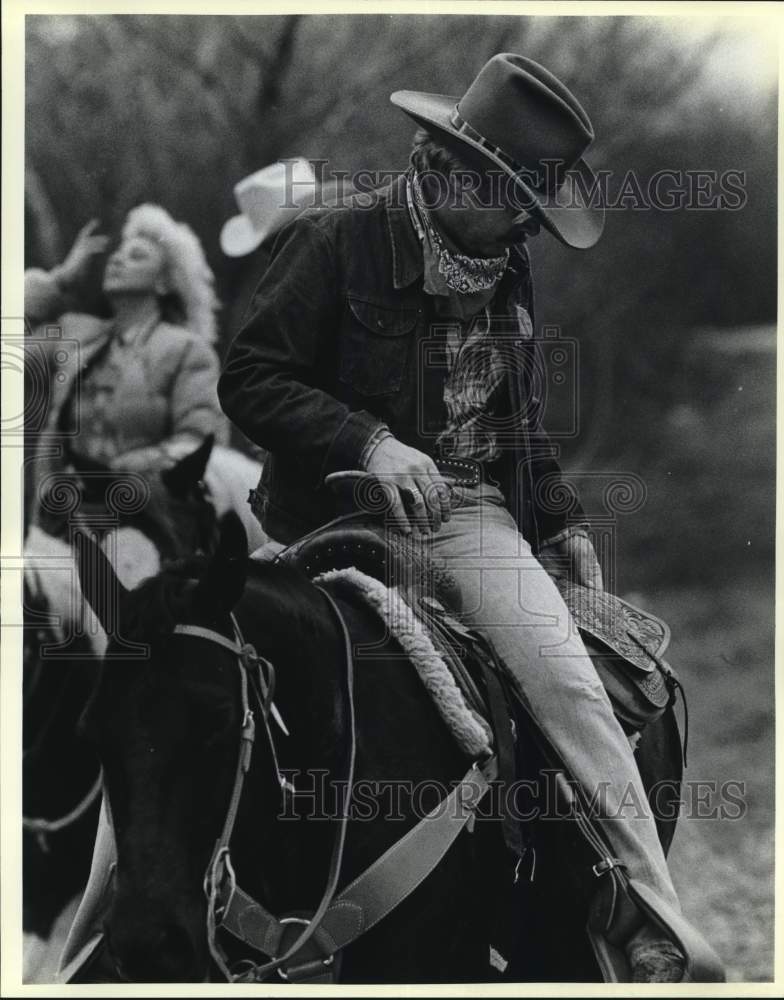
[405,183,534,462]
[436,306,500,460]
[435,303,535,461]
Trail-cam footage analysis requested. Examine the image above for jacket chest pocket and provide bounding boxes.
[339,296,417,397]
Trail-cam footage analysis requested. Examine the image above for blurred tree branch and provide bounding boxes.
[25,165,62,267]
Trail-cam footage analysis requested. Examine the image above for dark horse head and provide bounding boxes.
[74,513,514,984]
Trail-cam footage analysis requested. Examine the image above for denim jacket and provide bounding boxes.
[219,173,584,548]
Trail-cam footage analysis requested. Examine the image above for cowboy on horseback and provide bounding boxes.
[219,54,723,982]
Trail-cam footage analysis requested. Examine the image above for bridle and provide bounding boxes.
[23,771,103,854]
[170,587,499,984]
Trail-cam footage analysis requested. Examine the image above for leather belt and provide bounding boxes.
[435,457,488,488]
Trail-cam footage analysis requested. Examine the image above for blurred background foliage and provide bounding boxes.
[22,13,778,979]
[25,13,777,588]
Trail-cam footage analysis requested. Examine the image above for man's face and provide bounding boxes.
[431,169,542,257]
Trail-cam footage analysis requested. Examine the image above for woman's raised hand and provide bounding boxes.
[51,219,110,290]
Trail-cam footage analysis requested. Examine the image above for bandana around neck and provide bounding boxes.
[408,171,509,295]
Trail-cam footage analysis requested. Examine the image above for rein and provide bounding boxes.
[23,770,103,853]
[172,588,498,984]
[23,642,103,852]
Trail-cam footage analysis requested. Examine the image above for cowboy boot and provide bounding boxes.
[626,923,686,982]
[588,871,725,983]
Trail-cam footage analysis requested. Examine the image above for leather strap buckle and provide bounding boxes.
[592,856,627,878]
[276,917,335,983]
[277,954,335,983]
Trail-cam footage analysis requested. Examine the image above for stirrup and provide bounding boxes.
[587,874,726,982]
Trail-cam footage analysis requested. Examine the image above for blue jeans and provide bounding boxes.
[428,483,680,911]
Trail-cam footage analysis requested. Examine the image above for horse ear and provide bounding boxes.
[160,434,215,499]
[73,529,129,635]
[195,511,247,613]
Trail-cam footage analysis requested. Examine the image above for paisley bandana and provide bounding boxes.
[408,172,509,295]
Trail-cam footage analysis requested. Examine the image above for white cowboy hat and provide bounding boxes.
[220,158,318,257]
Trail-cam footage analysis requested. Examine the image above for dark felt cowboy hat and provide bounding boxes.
[391,53,605,249]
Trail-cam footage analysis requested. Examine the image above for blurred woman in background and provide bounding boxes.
[25,205,227,520]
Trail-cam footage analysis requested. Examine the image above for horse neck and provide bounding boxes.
[233,564,345,767]
[226,566,347,903]
[225,565,470,916]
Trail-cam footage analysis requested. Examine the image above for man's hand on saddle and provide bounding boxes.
[365,437,453,535]
[537,529,604,591]
[51,219,110,291]
[327,437,452,536]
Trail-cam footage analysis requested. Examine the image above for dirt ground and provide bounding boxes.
[620,327,776,981]
[651,582,775,981]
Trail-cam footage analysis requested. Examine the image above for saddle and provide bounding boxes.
[274,505,682,745]
[554,580,681,737]
[275,514,486,722]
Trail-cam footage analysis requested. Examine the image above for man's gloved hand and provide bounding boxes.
[537,528,604,590]
[364,435,452,535]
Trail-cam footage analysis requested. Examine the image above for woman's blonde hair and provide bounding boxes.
[121,204,219,343]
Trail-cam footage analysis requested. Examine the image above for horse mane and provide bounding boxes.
[240,560,341,663]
